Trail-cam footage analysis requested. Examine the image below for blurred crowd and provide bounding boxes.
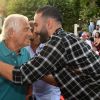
[78,20,100,56]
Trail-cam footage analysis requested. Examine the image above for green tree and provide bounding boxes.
[48,0,80,32]
[6,0,100,32]
[79,0,100,30]
[7,0,80,32]
[7,0,47,19]
[80,0,100,20]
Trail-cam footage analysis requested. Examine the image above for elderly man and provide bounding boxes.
[0,14,32,100]
[1,6,100,99]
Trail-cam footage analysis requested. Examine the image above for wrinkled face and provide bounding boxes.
[33,13,49,43]
[13,19,33,48]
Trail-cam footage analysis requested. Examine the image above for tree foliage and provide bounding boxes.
[7,0,47,19]
[48,0,80,32]
[6,0,81,32]
[6,0,100,32]
[78,0,100,30]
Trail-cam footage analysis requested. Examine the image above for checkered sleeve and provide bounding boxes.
[13,37,63,84]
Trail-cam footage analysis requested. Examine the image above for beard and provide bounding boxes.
[36,28,49,43]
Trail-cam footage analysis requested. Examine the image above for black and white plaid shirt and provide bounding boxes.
[13,28,100,100]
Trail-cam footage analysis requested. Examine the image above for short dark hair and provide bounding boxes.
[36,5,62,23]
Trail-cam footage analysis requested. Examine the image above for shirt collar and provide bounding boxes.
[53,28,64,36]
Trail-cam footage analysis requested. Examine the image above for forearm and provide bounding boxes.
[0,60,57,86]
[26,85,32,100]
[0,61,14,81]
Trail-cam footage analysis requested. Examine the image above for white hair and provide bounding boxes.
[1,14,28,40]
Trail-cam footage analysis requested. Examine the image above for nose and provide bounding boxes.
[33,27,37,33]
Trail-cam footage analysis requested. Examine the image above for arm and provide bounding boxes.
[0,39,62,85]
[0,61,14,81]
[0,61,57,85]
[26,85,32,100]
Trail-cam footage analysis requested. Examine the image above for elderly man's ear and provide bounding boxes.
[8,28,15,38]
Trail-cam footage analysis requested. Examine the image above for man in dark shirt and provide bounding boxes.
[1,6,100,99]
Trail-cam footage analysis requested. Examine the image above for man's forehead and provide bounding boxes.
[33,14,40,25]
[34,13,42,21]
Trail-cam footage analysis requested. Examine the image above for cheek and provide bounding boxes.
[18,34,27,43]
[35,25,42,33]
